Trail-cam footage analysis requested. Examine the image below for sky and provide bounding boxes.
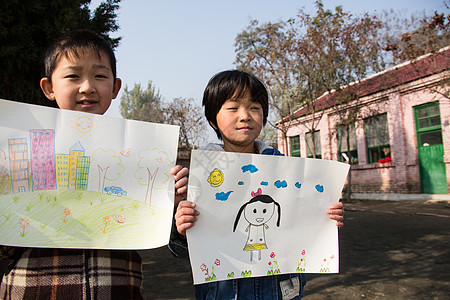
[91,0,447,139]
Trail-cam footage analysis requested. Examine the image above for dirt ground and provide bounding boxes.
[2,199,450,299]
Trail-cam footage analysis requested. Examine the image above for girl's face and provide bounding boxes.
[243,201,275,225]
[214,90,263,153]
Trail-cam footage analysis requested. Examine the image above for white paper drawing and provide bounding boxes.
[186,150,350,284]
[0,99,179,249]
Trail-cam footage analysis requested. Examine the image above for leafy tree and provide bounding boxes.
[119,81,165,123]
[382,4,450,100]
[0,0,121,107]
[235,0,385,157]
[163,98,207,150]
[382,6,450,64]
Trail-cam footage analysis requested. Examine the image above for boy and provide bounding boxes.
[0,29,188,299]
[173,70,344,299]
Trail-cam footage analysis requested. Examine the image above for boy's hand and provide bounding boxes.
[328,202,344,227]
[170,165,188,206]
[175,200,199,236]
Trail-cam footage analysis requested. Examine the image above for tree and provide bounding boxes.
[0,0,121,107]
[234,1,385,158]
[382,5,450,100]
[119,81,165,123]
[382,6,450,64]
[163,98,207,150]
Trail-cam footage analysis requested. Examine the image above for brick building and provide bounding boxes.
[276,48,450,194]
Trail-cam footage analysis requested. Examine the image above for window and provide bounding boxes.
[306,131,321,159]
[365,114,390,164]
[289,135,301,157]
[338,125,358,165]
[415,102,442,146]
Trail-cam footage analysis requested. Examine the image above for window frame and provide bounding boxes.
[305,130,322,159]
[337,124,358,165]
[364,113,391,164]
[289,135,301,157]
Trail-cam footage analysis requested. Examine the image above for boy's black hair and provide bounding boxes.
[202,70,269,139]
[43,29,117,82]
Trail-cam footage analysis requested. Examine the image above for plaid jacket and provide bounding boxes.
[0,247,144,300]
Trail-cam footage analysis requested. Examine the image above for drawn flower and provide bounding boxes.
[214,259,220,266]
[115,215,126,223]
[268,262,272,266]
[323,259,327,262]
[301,250,306,256]
[19,217,30,237]
[200,263,208,272]
[102,216,111,233]
[270,252,276,259]
[63,207,71,222]
[330,255,335,259]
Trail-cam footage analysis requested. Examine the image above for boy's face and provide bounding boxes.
[40,49,121,115]
[213,90,263,153]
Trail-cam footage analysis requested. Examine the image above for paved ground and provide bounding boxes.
[2,199,450,299]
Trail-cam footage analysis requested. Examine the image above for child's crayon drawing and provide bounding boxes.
[186,150,349,284]
[0,99,179,249]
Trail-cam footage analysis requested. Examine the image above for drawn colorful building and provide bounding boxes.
[8,138,29,193]
[75,156,90,190]
[55,154,70,189]
[68,142,85,190]
[30,129,56,190]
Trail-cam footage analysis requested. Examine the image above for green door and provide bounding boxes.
[415,103,447,194]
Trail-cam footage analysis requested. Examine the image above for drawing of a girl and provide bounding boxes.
[233,188,281,262]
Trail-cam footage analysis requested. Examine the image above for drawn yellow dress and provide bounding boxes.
[243,224,268,251]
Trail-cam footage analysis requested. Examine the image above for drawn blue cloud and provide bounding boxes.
[315,184,324,193]
[242,164,258,173]
[238,181,244,185]
[216,191,233,201]
[260,181,268,186]
[295,182,302,189]
[274,180,287,188]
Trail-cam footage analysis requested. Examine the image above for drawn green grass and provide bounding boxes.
[0,190,171,249]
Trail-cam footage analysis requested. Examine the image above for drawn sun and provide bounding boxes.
[72,115,96,136]
[207,168,224,187]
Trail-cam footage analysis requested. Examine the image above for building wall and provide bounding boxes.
[278,72,449,194]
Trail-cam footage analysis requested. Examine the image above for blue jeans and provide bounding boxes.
[195,273,307,300]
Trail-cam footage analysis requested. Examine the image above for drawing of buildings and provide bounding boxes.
[7,130,91,193]
[8,138,29,193]
[30,130,56,190]
[56,154,70,189]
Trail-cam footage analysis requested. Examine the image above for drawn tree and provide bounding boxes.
[135,148,171,206]
[0,149,11,194]
[90,149,125,193]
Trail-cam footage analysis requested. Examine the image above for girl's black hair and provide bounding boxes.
[203,70,269,139]
[233,194,281,232]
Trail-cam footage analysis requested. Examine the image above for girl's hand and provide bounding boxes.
[328,202,344,227]
[170,165,189,206]
[175,200,199,236]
